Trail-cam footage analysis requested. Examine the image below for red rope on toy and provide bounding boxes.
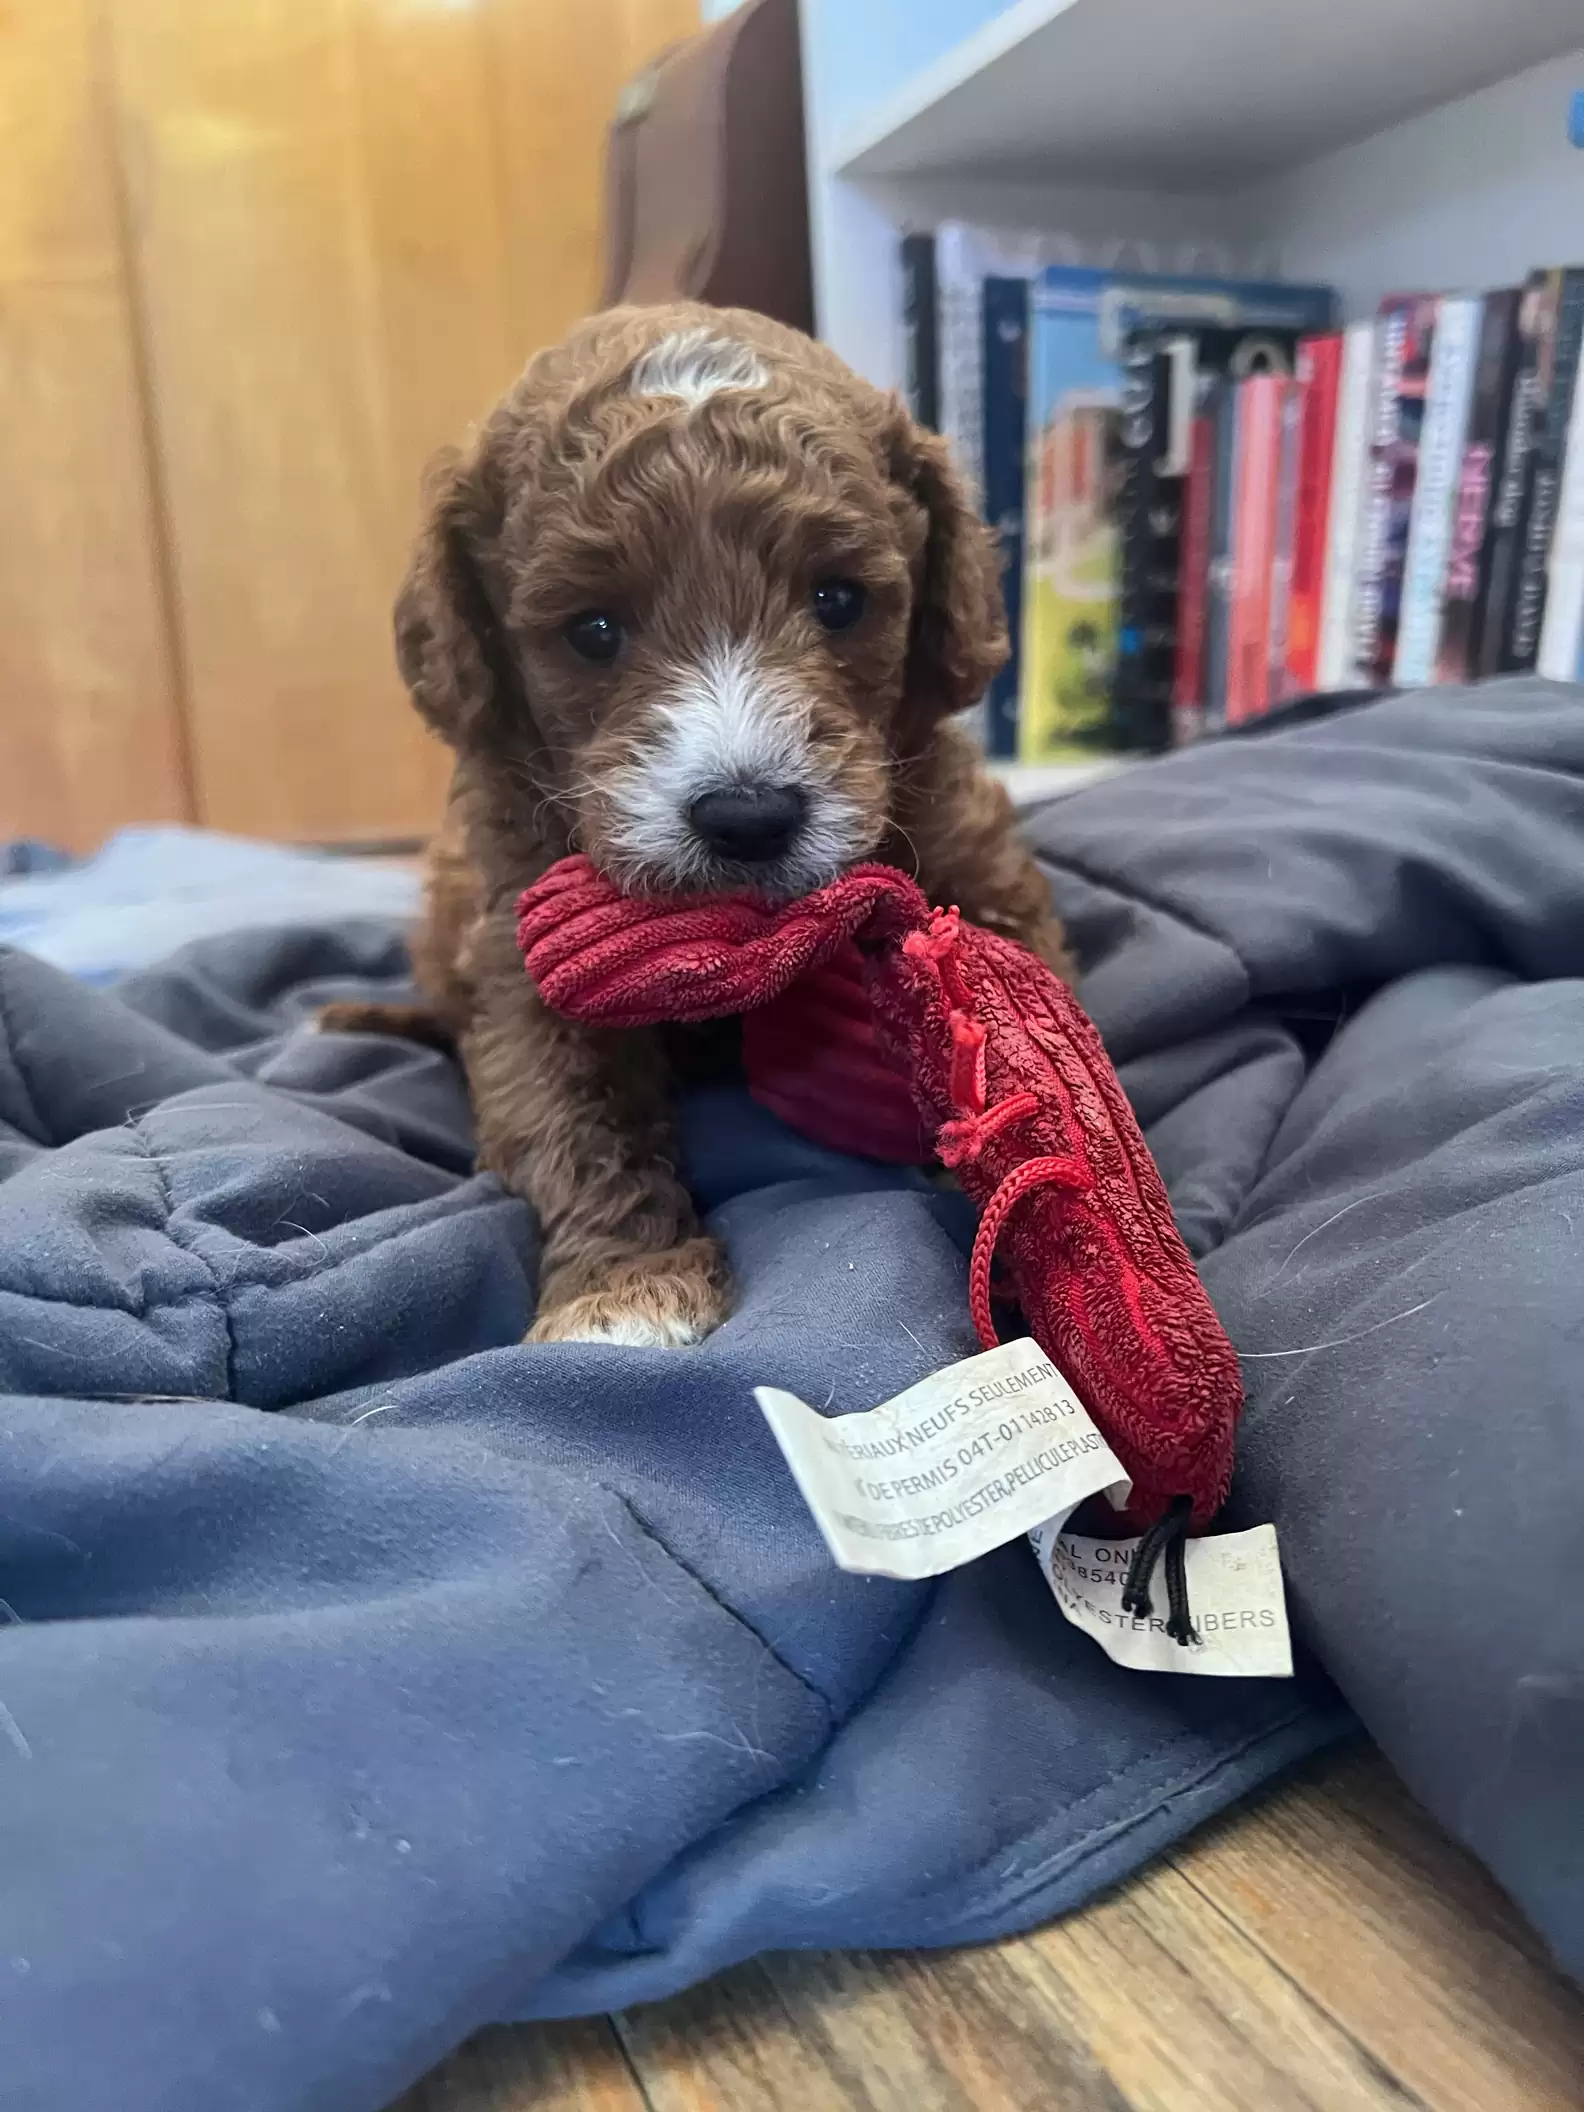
[967,1155,1092,1352]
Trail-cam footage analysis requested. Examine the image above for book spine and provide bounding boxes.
[1538,331,1584,679]
[900,232,940,433]
[1479,272,1554,675]
[1435,288,1521,683]
[981,277,1029,757]
[1111,329,1157,750]
[1202,379,1241,729]
[1267,377,1305,702]
[1509,268,1584,670]
[1352,306,1410,684]
[1226,373,1283,724]
[1285,333,1342,694]
[935,229,989,501]
[1172,402,1216,742]
[1315,320,1377,690]
[1393,296,1482,687]
[1112,338,1180,751]
[1361,296,1438,685]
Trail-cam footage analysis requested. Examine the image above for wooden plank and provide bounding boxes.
[616,1842,1423,2112]
[754,1949,1131,2111]
[616,1961,866,2112]
[102,0,700,846]
[1174,1747,1584,2112]
[762,1863,1422,2112]
[0,0,189,851]
[394,2017,648,2112]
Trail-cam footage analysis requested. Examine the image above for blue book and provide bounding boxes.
[1020,267,1335,759]
[981,276,1029,757]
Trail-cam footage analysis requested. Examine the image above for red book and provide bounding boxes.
[1171,405,1217,743]
[1284,333,1343,694]
[1226,373,1285,724]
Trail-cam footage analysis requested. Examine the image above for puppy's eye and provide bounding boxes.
[563,610,624,663]
[811,578,866,632]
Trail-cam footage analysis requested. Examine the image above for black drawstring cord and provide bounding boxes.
[1120,1496,1198,1646]
[1119,1508,1177,1615]
[1163,1529,1198,1648]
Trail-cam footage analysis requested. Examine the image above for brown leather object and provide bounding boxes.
[601,0,813,335]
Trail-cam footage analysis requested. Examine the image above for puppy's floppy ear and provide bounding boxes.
[888,407,1009,722]
[394,444,518,748]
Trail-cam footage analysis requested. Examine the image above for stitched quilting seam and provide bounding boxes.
[135,1121,239,1402]
[873,1702,1340,1942]
[609,1487,837,1723]
[0,956,50,1145]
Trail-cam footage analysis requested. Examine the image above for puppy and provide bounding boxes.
[326,302,1069,1347]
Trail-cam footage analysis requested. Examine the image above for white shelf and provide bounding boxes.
[833,0,1584,189]
[989,757,1135,803]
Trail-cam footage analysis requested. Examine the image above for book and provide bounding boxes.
[1354,294,1439,686]
[933,222,1074,501]
[1172,395,1217,743]
[1225,373,1287,723]
[1315,321,1378,690]
[981,276,1030,756]
[1021,379,1123,758]
[1284,333,1343,695]
[1478,271,1556,676]
[900,233,939,433]
[1508,267,1584,669]
[1393,294,1482,687]
[1019,268,1334,760]
[1113,321,1306,749]
[1435,288,1521,683]
[1202,378,1243,729]
[1111,336,1186,751]
[1538,325,1584,678]
[1266,373,1306,703]
[926,223,1085,747]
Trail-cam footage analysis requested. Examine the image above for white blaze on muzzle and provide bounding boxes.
[603,640,868,893]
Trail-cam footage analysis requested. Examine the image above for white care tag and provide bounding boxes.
[1029,1520,1293,1678]
[754,1338,1128,1582]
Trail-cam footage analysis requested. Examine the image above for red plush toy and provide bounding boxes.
[517,856,1244,1635]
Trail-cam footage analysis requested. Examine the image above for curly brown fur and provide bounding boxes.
[332,302,1068,1346]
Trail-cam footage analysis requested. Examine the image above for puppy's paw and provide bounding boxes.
[530,1301,707,1348]
[528,1240,731,1348]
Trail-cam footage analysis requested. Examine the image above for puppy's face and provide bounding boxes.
[397,306,1006,897]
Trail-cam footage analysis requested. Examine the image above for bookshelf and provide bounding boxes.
[802,1,1583,394]
[994,757,1131,804]
[797,0,1584,784]
[829,0,1582,189]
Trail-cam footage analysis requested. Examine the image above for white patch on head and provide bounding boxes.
[603,640,871,895]
[630,329,769,407]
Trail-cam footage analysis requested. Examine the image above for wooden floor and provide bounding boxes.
[394,1744,1584,2112]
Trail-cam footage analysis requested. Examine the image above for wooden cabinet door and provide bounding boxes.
[0,0,191,853]
[102,0,699,844]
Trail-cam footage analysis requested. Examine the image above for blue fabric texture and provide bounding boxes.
[0,826,419,984]
[4,677,1583,2108]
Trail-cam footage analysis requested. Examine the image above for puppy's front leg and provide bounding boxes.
[464,912,730,1347]
[893,722,1075,979]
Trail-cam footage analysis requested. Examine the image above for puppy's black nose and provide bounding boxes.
[687,783,807,864]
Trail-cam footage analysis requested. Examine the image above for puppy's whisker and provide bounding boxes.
[885,816,923,880]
